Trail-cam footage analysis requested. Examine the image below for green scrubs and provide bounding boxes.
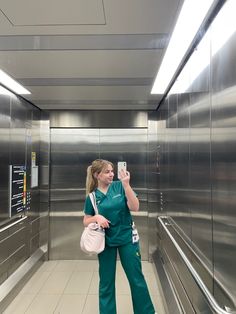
[84,181,155,314]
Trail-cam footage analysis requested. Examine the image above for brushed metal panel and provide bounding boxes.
[211,28,236,309]
[50,127,149,260]
[10,97,27,166]
[99,128,147,186]
[28,108,41,223]
[49,216,83,260]
[0,94,10,224]
[188,30,213,300]
[8,227,26,256]
[189,93,212,284]
[7,245,27,276]
[157,52,213,313]
[49,110,148,128]
[50,129,99,191]
[100,128,148,259]
[0,34,168,51]
[39,112,50,256]
[147,113,159,256]
[50,128,100,259]
[0,240,8,264]
[0,260,8,285]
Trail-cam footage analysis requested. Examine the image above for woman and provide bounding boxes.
[83,159,156,314]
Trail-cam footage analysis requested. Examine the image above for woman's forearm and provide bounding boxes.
[124,184,139,211]
[83,215,98,226]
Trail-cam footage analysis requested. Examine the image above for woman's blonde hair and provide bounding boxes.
[86,159,114,195]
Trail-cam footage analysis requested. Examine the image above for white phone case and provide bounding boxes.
[117,161,127,179]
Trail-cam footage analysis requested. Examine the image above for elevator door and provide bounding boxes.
[49,128,148,260]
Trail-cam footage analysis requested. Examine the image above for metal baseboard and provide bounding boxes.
[152,249,183,314]
[0,248,45,312]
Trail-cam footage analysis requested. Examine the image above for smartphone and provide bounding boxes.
[117,161,127,179]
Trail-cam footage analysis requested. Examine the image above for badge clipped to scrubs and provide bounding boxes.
[132,222,139,243]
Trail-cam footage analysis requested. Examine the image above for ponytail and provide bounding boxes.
[85,159,114,195]
[85,165,97,195]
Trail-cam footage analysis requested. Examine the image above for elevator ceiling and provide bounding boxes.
[0,0,183,110]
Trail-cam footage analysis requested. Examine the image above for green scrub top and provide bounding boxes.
[84,181,134,247]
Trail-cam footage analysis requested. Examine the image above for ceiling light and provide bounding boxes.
[211,0,236,55]
[0,86,15,96]
[151,0,214,95]
[0,69,31,95]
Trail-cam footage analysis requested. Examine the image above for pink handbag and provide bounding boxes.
[80,192,105,255]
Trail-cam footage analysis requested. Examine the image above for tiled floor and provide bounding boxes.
[3,260,166,314]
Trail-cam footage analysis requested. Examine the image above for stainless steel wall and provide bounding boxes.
[49,121,151,260]
[156,2,236,312]
[0,89,49,286]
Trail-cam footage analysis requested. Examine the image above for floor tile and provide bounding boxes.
[3,294,36,314]
[116,295,133,314]
[82,294,99,314]
[115,271,130,295]
[142,261,156,273]
[144,271,161,295]
[37,261,58,273]
[88,271,99,294]
[74,260,98,272]
[3,259,167,314]
[54,294,86,314]
[53,260,78,272]
[64,271,93,294]
[152,294,167,314]
[39,271,72,294]
[19,271,51,295]
[24,294,61,314]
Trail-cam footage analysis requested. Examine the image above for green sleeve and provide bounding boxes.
[84,195,95,216]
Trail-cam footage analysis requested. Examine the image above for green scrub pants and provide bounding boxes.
[98,242,155,314]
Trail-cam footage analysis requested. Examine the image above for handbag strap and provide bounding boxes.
[89,192,99,215]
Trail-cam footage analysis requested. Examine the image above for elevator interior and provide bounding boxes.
[49,111,158,261]
[2,1,236,314]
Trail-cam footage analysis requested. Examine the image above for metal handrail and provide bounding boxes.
[0,216,27,233]
[158,216,236,314]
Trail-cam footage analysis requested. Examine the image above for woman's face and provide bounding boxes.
[97,164,114,185]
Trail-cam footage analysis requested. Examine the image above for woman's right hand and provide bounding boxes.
[96,214,110,228]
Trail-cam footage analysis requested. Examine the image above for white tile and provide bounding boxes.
[53,260,78,272]
[3,294,36,314]
[145,272,161,295]
[115,271,130,295]
[24,294,61,314]
[141,261,155,273]
[74,260,98,272]
[88,271,99,294]
[19,271,51,295]
[64,271,93,294]
[116,261,124,273]
[37,260,58,273]
[3,259,166,314]
[116,295,133,314]
[54,294,86,314]
[39,271,72,294]
[151,294,167,314]
[82,294,99,314]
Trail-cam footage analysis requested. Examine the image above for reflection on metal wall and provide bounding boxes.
[0,90,49,290]
[49,127,149,260]
[50,110,148,128]
[39,112,50,256]
[156,2,236,313]
[0,94,10,223]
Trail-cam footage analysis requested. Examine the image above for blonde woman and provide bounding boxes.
[83,159,156,314]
